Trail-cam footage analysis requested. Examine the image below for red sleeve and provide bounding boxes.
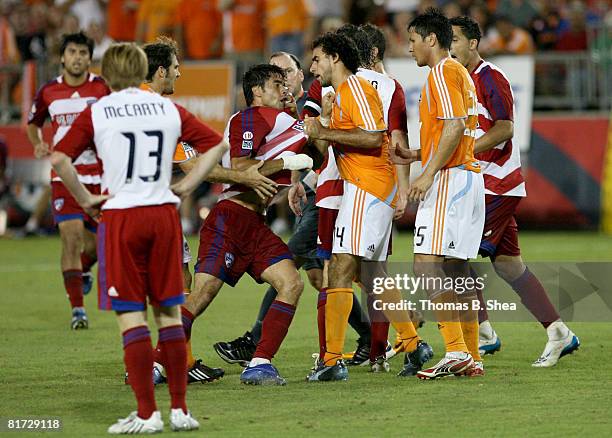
[27,84,49,127]
[228,108,271,159]
[175,104,223,153]
[54,107,95,159]
[301,80,322,118]
[388,79,408,133]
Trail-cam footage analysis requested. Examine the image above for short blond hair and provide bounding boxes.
[101,43,147,91]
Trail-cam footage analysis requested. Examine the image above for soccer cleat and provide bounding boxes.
[370,356,390,373]
[107,411,163,434]
[345,338,371,366]
[458,361,485,377]
[240,363,286,386]
[479,332,502,355]
[397,340,434,377]
[416,352,474,380]
[306,359,348,382]
[71,308,88,330]
[188,359,225,384]
[213,331,256,367]
[386,335,404,360]
[124,362,167,386]
[532,331,580,368]
[169,409,199,431]
[82,271,93,295]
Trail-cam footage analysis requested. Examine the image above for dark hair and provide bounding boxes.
[335,23,373,68]
[270,51,301,70]
[60,31,94,58]
[243,64,286,106]
[450,16,482,44]
[142,37,179,81]
[360,23,386,61]
[312,32,360,74]
[408,8,453,50]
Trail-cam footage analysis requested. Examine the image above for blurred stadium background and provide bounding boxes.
[0,0,610,237]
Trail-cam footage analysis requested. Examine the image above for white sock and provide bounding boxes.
[249,357,271,367]
[546,320,569,341]
[479,320,495,339]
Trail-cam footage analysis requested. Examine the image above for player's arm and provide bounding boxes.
[26,87,51,158]
[230,154,312,176]
[172,142,229,197]
[473,120,513,155]
[26,124,50,158]
[305,119,383,149]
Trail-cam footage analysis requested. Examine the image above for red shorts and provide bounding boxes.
[97,204,184,311]
[317,207,338,260]
[195,200,293,286]
[51,181,100,232]
[479,195,522,258]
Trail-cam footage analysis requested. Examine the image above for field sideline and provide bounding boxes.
[1,231,611,437]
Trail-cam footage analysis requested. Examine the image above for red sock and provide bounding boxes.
[367,294,389,361]
[153,341,164,366]
[122,326,156,419]
[253,300,296,360]
[510,267,560,328]
[62,270,83,308]
[80,253,96,273]
[159,325,187,414]
[317,289,327,358]
[180,307,194,342]
[471,267,489,323]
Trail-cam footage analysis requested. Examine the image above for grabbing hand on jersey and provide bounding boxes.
[288,181,307,216]
[241,161,279,199]
[389,141,419,165]
[33,141,51,158]
[303,115,324,139]
[321,91,334,118]
[408,171,434,203]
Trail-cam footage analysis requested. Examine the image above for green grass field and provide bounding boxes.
[1,232,612,437]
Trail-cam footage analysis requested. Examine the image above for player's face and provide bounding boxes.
[61,42,91,77]
[450,26,471,67]
[408,29,429,67]
[310,47,332,87]
[270,54,303,97]
[260,74,288,109]
[162,54,180,95]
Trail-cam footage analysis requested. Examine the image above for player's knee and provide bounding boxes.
[277,274,304,303]
[493,258,525,283]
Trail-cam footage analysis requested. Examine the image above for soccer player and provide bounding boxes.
[404,9,485,379]
[140,37,278,384]
[304,31,401,381]
[51,42,227,434]
[183,64,313,386]
[27,32,110,330]
[213,51,325,367]
[449,16,579,368]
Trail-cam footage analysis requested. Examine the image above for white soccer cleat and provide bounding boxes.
[370,356,391,373]
[107,411,163,434]
[416,351,474,380]
[532,325,580,368]
[169,409,200,431]
[478,320,501,355]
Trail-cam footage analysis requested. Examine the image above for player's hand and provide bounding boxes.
[242,161,278,200]
[283,92,299,118]
[321,91,334,118]
[82,193,112,221]
[408,172,434,203]
[389,141,418,165]
[394,186,408,220]
[303,115,324,140]
[288,182,307,216]
[34,141,50,158]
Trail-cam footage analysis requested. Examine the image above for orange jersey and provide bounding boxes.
[222,0,265,53]
[331,75,397,206]
[264,0,307,38]
[139,84,197,163]
[176,0,222,59]
[107,0,140,42]
[418,57,480,172]
[136,0,181,43]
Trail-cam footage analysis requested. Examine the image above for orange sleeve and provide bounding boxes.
[173,141,197,163]
[432,63,467,119]
[344,77,386,132]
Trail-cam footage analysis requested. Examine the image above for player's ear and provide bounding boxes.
[157,66,166,79]
[469,39,478,51]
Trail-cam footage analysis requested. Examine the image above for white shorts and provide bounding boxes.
[182,235,192,264]
[414,167,485,260]
[332,181,394,262]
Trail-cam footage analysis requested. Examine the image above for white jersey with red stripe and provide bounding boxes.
[219,106,307,201]
[472,60,525,197]
[54,88,222,210]
[28,73,110,184]
[314,68,397,210]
